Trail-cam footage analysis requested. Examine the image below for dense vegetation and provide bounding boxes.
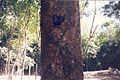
[82,1,120,71]
[0,0,40,75]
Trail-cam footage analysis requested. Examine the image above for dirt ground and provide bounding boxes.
[1,69,120,80]
[0,75,41,80]
[84,68,120,80]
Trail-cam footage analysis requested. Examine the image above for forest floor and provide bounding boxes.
[0,75,41,80]
[84,68,120,80]
[0,69,120,80]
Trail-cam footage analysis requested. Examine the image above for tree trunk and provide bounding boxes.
[40,0,83,80]
[0,0,3,13]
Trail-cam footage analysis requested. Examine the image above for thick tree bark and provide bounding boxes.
[40,0,83,80]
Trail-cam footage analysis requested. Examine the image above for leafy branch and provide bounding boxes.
[82,0,98,70]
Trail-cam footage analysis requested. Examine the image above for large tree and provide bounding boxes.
[40,0,83,80]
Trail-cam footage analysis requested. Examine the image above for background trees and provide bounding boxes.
[0,0,40,77]
[81,1,120,71]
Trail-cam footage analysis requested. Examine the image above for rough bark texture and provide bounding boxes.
[40,0,83,80]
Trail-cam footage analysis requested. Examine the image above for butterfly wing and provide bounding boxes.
[53,15,65,26]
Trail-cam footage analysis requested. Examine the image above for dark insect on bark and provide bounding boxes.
[53,15,65,26]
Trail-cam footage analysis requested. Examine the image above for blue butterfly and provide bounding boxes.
[53,15,65,26]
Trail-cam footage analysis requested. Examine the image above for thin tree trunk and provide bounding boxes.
[28,66,31,80]
[35,64,38,80]
[11,62,16,80]
[41,0,83,80]
[0,0,3,13]
[21,33,27,80]
[6,22,16,80]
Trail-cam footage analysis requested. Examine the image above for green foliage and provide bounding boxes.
[82,35,99,71]
[26,42,40,64]
[96,21,120,46]
[82,20,120,71]
[80,0,89,17]
[0,47,35,69]
[81,1,120,71]
[96,40,120,70]
[102,1,120,20]
[0,0,40,73]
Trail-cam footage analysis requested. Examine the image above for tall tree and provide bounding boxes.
[40,0,83,80]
